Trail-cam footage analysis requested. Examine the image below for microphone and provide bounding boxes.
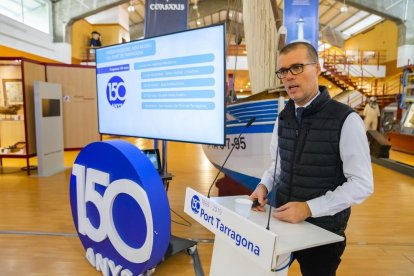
[266,146,279,230]
[207,117,256,198]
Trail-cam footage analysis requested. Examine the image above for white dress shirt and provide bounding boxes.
[260,96,374,217]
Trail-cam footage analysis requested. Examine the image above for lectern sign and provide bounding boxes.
[69,140,170,275]
[184,188,278,269]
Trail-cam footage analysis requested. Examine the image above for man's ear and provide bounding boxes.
[315,62,322,76]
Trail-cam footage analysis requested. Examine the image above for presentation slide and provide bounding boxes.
[96,24,225,145]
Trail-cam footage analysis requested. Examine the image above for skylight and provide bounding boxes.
[342,14,383,38]
[335,10,369,32]
[0,0,50,33]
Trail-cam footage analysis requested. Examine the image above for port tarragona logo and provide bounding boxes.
[69,140,170,275]
[191,195,201,214]
[106,76,126,108]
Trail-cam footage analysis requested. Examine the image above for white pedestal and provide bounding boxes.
[34,81,64,177]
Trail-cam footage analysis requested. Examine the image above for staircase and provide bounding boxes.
[322,63,364,93]
[320,48,402,112]
[333,90,396,116]
[320,48,388,95]
[333,90,366,115]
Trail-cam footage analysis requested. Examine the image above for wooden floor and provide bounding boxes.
[0,140,413,275]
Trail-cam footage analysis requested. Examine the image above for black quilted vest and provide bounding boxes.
[277,86,354,234]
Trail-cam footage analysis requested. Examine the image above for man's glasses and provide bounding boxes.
[275,62,317,79]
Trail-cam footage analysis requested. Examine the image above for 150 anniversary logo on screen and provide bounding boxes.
[107,76,126,108]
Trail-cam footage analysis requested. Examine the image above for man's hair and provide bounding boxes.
[280,42,318,62]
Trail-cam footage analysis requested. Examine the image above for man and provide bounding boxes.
[363,96,380,131]
[90,31,102,48]
[249,42,373,276]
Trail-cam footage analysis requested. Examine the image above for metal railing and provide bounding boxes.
[321,48,402,110]
[321,48,385,93]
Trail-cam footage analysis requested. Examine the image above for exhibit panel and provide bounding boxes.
[34,81,64,177]
[46,65,100,149]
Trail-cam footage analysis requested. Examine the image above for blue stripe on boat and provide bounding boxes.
[226,124,275,134]
[227,117,277,125]
[227,100,278,111]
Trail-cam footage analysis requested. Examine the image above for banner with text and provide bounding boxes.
[144,0,188,38]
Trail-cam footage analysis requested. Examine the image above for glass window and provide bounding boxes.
[0,0,23,21]
[0,0,50,34]
[22,0,50,33]
[403,104,414,129]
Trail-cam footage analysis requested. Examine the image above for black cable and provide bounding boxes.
[170,208,192,227]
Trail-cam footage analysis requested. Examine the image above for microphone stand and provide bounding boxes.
[207,117,255,198]
[266,146,279,230]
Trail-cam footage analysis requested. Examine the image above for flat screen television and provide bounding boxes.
[95,24,225,145]
[142,149,162,173]
[42,99,60,117]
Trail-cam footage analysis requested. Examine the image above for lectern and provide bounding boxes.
[184,188,344,276]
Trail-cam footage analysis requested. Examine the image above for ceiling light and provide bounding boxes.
[127,4,135,12]
[127,1,135,12]
[193,0,198,10]
[340,0,348,13]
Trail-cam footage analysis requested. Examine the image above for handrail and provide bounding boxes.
[321,47,403,111]
[323,53,376,77]
[83,46,101,62]
[369,72,402,96]
[321,48,391,95]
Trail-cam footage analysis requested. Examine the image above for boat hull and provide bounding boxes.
[202,98,282,191]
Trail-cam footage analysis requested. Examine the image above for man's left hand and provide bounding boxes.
[272,202,312,223]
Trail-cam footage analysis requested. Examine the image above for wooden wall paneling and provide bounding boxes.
[22,60,46,155]
[46,66,100,149]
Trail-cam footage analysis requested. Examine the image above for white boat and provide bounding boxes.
[202,92,286,191]
[202,0,286,191]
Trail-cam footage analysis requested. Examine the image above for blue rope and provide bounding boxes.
[275,253,294,272]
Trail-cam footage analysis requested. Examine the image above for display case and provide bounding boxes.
[0,57,101,174]
[0,57,100,174]
[401,103,414,135]
[0,77,25,155]
[0,58,45,173]
[401,72,414,134]
[404,72,414,102]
